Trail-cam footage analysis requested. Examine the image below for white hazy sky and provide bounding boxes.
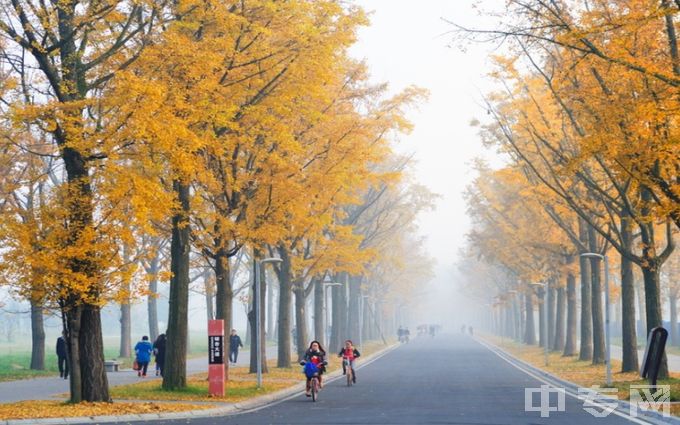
[349,1,504,321]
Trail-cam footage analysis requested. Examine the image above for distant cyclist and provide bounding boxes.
[338,339,361,384]
[300,340,327,397]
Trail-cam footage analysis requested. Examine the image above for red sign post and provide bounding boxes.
[208,319,225,397]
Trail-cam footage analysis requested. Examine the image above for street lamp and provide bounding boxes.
[581,252,611,386]
[323,281,342,347]
[255,257,282,389]
[529,282,548,367]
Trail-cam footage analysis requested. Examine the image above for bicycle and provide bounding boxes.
[310,371,320,401]
[343,357,353,387]
[301,361,322,402]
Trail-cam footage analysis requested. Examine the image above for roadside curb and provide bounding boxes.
[476,336,680,425]
[1,343,399,424]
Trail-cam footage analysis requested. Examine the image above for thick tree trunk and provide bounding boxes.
[639,185,671,378]
[524,293,536,345]
[563,270,578,356]
[579,218,593,361]
[30,298,45,370]
[162,181,191,390]
[314,279,324,345]
[215,250,232,377]
[80,305,110,402]
[642,265,668,379]
[620,217,639,371]
[294,284,308,360]
[553,286,565,352]
[547,284,556,348]
[276,247,292,368]
[66,307,83,403]
[203,268,214,322]
[249,250,269,374]
[636,280,646,338]
[119,301,131,358]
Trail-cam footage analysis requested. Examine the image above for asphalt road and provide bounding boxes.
[121,334,656,425]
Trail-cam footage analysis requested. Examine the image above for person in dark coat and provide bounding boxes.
[56,331,68,379]
[152,334,166,376]
[135,335,153,377]
[229,329,243,364]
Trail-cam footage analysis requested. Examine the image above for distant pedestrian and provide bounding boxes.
[152,333,166,376]
[229,329,243,364]
[56,332,68,379]
[468,326,474,336]
[134,336,153,377]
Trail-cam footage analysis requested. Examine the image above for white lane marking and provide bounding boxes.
[475,338,652,424]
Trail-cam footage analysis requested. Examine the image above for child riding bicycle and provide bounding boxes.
[300,340,327,397]
[338,339,360,383]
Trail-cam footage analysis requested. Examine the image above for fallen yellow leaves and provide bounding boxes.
[0,400,211,420]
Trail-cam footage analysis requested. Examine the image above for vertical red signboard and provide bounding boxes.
[208,319,225,397]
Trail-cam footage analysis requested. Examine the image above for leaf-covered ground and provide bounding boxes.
[0,400,211,420]
[487,335,680,416]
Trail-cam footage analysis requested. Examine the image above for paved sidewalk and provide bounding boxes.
[0,346,277,404]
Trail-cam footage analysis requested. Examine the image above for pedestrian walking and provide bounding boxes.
[56,332,68,379]
[134,336,153,377]
[152,333,166,376]
[229,329,243,364]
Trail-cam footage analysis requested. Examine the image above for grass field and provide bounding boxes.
[0,330,210,382]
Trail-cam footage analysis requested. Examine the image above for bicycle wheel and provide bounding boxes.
[346,366,352,387]
[311,377,318,402]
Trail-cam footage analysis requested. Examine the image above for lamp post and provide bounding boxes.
[323,281,342,347]
[529,282,548,366]
[581,252,611,386]
[255,257,282,388]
